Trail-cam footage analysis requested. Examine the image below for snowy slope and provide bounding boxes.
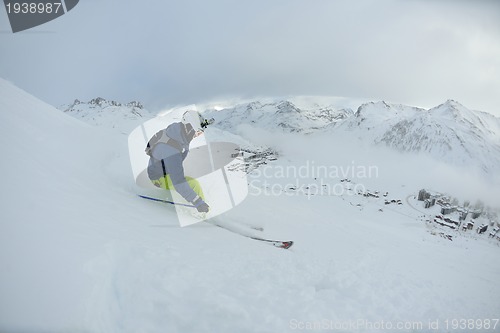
[60,97,153,134]
[1,79,500,333]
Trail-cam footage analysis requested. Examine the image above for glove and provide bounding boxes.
[193,197,210,213]
[201,118,215,129]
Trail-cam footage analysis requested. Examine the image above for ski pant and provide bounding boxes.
[151,175,205,201]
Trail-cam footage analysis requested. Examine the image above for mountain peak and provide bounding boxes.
[275,100,300,114]
[126,101,144,109]
[443,99,468,108]
[354,101,394,119]
[60,97,152,134]
[435,99,467,112]
[89,97,107,106]
[429,99,478,124]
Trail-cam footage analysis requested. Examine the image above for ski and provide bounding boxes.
[138,194,195,208]
[139,194,293,249]
[250,237,294,249]
[207,220,294,249]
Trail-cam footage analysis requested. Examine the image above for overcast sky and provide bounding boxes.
[1,0,499,115]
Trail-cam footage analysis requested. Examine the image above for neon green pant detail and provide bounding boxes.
[152,175,205,201]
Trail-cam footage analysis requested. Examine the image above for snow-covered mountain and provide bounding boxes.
[203,100,353,134]
[61,96,500,177]
[341,100,500,174]
[203,99,500,176]
[60,97,153,134]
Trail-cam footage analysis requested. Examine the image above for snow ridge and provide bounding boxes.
[203,100,353,134]
[60,97,153,134]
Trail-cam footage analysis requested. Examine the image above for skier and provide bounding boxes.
[145,110,211,213]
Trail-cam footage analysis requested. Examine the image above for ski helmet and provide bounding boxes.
[182,110,206,131]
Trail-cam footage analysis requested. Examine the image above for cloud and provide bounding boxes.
[0,0,499,116]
